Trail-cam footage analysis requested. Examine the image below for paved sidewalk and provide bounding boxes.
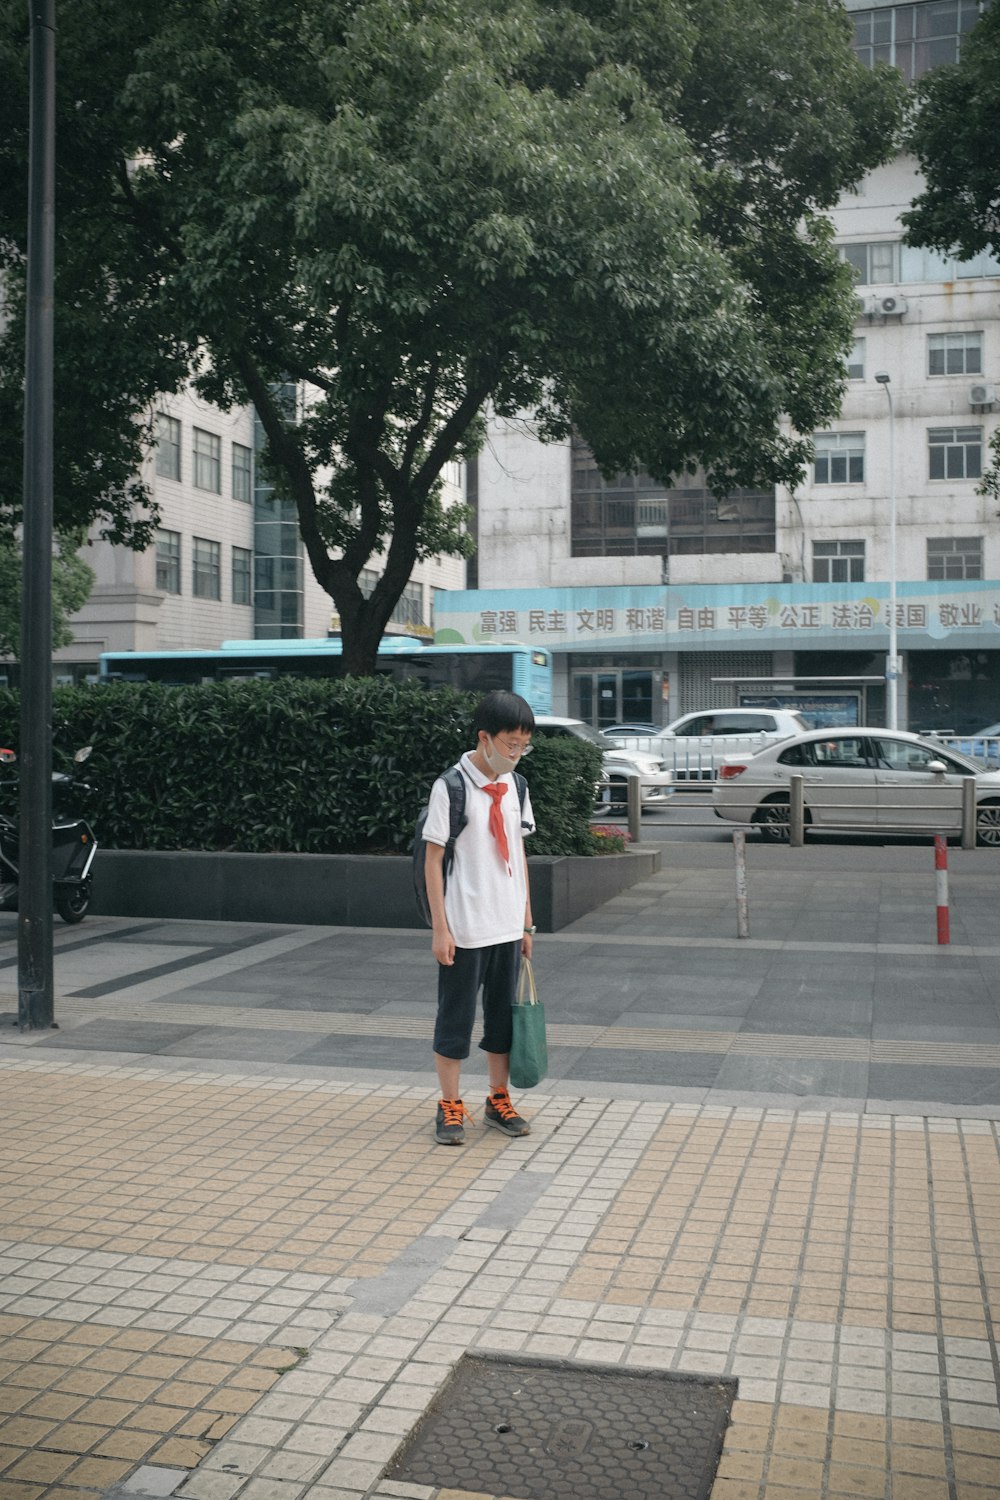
[0,843,998,1498]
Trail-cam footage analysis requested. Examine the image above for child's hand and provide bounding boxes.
[521,932,533,959]
[433,927,455,966]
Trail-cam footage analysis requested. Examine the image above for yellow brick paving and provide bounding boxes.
[0,1064,506,1498]
[0,1068,504,1277]
[0,1316,291,1498]
[1,1061,999,1498]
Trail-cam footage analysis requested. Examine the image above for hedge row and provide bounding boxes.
[0,679,606,856]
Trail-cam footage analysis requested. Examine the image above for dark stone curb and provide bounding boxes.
[89,847,661,933]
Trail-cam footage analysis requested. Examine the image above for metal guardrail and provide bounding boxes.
[612,732,1000,779]
[595,769,984,850]
[593,773,645,845]
[712,772,980,849]
[930,733,1000,767]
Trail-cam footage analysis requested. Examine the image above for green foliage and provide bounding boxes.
[0,680,601,856]
[904,4,1000,262]
[978,429,1000,511]
[517,736,604,857]
[0,0,905,671]
[0,535,95,658]
[903,5,1000,508]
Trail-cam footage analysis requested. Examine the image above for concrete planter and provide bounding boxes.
[90,846,661,933]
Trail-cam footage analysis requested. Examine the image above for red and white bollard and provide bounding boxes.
[934,834,949,946]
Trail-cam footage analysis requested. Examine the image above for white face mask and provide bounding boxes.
[483,736,519,776]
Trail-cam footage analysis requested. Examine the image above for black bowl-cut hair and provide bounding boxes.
[472,690,535,738]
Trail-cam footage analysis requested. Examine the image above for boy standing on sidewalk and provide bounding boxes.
[423,690,537,1146]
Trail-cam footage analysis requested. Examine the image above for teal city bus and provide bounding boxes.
[99,638,554,714]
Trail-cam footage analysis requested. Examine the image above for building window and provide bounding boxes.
[813,433,865,485]
[192,537,221,600]
[841,241,1000,285]
[840,241,898,285]
[570,437,774,558]
[232,442,252,502]
[813,540,865,583]
[154,414,181,481]
[927,536,983,581]
[155,529,181,594]
[232,546,252,605]
[928,332,983,377]
[358,570,425,629]
[193,427,222,493]
[393,581,424,629]
[928,426,982,481]
[851,2,980,83]
[847,338,865,381]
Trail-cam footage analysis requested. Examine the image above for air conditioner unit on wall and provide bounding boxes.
[970,382,997,407]
[876,291,908,317]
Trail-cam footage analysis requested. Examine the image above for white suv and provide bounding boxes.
[605,709,809,781]
[533,716,673,809]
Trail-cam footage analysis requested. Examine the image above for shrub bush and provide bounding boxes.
[0,680,608,856]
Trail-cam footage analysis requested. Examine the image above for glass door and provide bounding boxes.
[572,669,655,729]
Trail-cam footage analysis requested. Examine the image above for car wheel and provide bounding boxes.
[975,800,1000,848]
[607,774,628,815]
[753,795,791,843]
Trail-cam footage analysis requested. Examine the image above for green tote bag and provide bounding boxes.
[509,957,548,1089]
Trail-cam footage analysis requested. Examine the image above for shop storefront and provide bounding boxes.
[433,580,1000,735]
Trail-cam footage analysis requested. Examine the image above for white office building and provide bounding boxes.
[49,387,465,683]
[435,2,1000,736]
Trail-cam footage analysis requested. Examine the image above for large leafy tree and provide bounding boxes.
[0,536,94,659]
[903,2,1000,501]
[903,2,999,261]
[0,0,905,674]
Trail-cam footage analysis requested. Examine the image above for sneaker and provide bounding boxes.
[484,1087,531,1137]
[436,1098,473,1146]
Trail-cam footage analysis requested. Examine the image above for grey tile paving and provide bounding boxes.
[711,1054,870,1098]
[34,1019,207,1052]
[867,1063,1000,1106]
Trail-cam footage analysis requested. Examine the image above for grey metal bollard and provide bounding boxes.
[789,775,805,847]
[733,829,749,938]
[961,778,976,850]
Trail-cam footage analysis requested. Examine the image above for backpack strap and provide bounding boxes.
[444,765,529,860]
[441,764,468,873]
[513,770,531,830]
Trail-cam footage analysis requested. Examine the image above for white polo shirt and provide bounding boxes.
[423,752,535,949]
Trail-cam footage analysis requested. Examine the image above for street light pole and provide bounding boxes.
[875,372,898,731]
[18,0,57,1030]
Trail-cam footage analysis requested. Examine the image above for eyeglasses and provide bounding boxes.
[494,736,533,758]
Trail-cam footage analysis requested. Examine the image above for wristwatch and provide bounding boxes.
[523,924,537,934]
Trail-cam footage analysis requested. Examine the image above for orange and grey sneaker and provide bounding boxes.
[484,1087,531,1137]
[436,1098,473,1146]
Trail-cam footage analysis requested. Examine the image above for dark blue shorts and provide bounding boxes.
[433,940,521,1060]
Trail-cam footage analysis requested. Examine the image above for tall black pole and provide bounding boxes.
[18,0,56,1031]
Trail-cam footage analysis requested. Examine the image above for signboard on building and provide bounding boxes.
[433,581,1000,653]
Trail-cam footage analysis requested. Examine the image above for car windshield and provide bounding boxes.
[973,723,1000,738]
[567,722,608,747]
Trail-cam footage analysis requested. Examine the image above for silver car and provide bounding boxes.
[712,727,1000,846]
[607,708,809,781]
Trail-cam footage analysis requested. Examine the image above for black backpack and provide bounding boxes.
[413,764,529,926]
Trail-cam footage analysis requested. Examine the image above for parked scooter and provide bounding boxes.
[0,745,99,923]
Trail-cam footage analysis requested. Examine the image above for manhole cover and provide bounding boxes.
[387,1353,736,1500]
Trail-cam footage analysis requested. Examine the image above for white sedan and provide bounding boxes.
[712,727,1000,846]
